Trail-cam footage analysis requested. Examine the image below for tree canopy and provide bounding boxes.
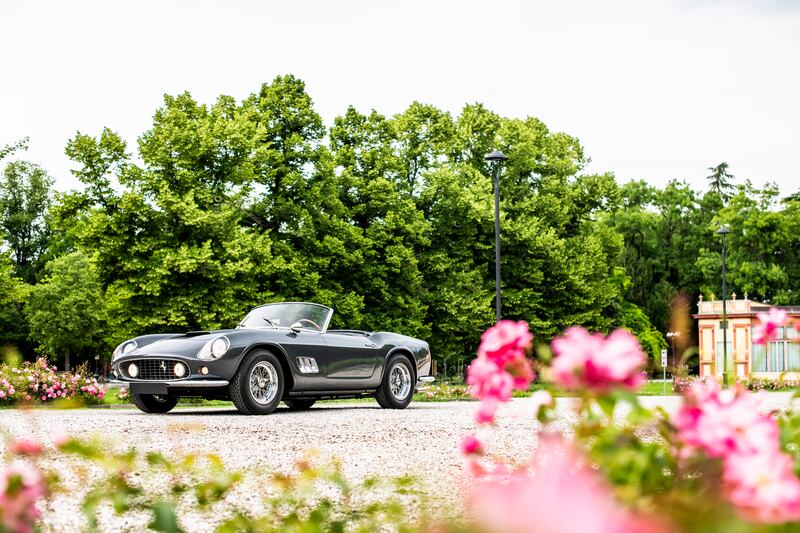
[1,76,792,373]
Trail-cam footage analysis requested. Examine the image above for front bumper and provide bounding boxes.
[415,375,435,391]
[108,379,229,389]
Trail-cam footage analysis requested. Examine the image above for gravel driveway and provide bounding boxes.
[2,393,797,531]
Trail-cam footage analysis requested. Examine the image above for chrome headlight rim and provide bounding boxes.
[198,336,229,360]
[112,340,138,362]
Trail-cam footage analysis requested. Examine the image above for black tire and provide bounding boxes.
[283,399,316,411]
[230,349,285,415]
[131,393,179,414]
[375,354,415,409]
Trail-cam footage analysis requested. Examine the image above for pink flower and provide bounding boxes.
[530,389,554,419]
[673,381,779,458]
[460,434,484,456]
[475,398,499,425]
[467,358,514,402]
[478,320,533,365]
[7,439,43,457]
[0,463,45,533]
[753,308,788,344]
[50,430,69,448]
[724,451,800,523]
[551,327,646,393]
[466,436,665,533]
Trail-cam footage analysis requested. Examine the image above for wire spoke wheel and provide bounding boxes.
[389,363,412,401]
[249,361,279,405]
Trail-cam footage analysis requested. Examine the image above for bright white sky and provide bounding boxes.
[1,0,798,195]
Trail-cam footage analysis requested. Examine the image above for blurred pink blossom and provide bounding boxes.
[0,463,45,533]
[551,327,646,393]
[753,307,789,344]
[673,381,778,458]
[50,430,69,448]
[467,436,664,533]
[724,450,800,523]
[460,434,484,456]
[467,358,514,402]
[7,439,43,457]
[475,398,499,425]
[530,389,554,419]
[477,320,533,366]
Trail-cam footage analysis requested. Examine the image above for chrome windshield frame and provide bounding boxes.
[237,302,334,334]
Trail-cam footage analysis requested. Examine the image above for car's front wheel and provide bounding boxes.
[230,349,285,415]
[375,354,415,409]
[131,393,179,414]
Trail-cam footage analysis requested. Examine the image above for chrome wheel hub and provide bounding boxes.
[389,363,412,401]
[249,361,279,405]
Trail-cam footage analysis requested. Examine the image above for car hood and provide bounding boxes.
[134,330,236,357]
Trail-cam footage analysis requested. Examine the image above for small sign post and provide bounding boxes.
[661,349,668,395]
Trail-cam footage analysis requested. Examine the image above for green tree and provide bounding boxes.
[706,162,735,202]
[26,252,106,370]
[0,160,54,282]
[0,248,30,352]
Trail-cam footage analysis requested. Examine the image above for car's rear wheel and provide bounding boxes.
[230,349,284,415]
[284,399,316,411]
[131,392,179,414]
[375,354,414,409]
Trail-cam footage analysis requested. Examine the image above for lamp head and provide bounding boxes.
[716,225,731,235]
[484,150,508,162]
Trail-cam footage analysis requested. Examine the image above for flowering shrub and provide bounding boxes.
[550,326,646,393]
[465,320,535,425]
[0,358,106,406]
[461,321,800,532]
[743,376,800,392]
[415,382,471,401]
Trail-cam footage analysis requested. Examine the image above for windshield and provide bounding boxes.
[238,303,332,332]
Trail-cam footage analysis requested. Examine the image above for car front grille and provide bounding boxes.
[121,358,186,381]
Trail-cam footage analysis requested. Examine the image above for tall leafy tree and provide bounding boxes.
[706,162,735,202]
[26,252,106,370]
[0,248,30,352]
[0,161,53,282]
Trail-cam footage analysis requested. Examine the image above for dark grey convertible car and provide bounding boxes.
[111,302,434,415]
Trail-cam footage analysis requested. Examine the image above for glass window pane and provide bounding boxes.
[752,342,767,372]
[716,341,734,374]
[788,327,798,340]
[787,343,800,371]
[769,342,785,372]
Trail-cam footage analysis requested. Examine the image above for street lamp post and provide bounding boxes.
[485,150,508,322]
[666,331,681,367]
[717,225,731,386]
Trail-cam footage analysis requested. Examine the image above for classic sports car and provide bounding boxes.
[111,302,434,415]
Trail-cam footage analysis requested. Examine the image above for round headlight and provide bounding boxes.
[128,363,139,378]
[211,337,229,358]
[174,362,186,378]
[122,341,137,354]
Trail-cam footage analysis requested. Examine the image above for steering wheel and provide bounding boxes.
[296,318,322,332]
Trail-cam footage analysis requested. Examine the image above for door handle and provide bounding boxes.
[365,341,377,348]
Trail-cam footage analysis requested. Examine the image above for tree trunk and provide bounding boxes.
[64,348,70,372]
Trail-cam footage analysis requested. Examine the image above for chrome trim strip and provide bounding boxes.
[418,376,435,383]
[108,379,229,388]
[168,380,229,388]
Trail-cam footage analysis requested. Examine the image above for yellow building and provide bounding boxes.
[695,295,800,379]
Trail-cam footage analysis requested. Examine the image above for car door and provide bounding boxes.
[323,333,379,378]
[278,330,329,389]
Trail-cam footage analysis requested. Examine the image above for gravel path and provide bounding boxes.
[2,393,797,531]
